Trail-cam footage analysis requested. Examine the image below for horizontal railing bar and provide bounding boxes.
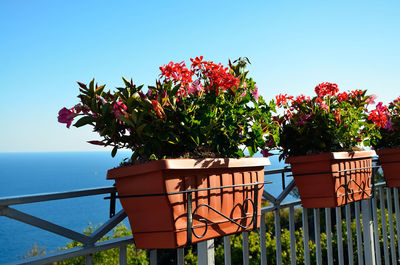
[1,207,91,244]
[262,200,302,213]
[4,236,134,265]
[0,186,116,206]
[264,167,292,175]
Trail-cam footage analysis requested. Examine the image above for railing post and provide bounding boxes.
[85,254,93,265]
[302,208,310,265]
[224,236,231,265]
[275,208,282,265]
[362,199,376,265]
[150,249,157,265]
[177,247,184,265]
[198,239,214,265]
[260,212,267,265]
[119,246,127,265]
[242,231,249,265]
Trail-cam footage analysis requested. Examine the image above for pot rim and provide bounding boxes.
[107,157,270,179]
[285,150,376,164]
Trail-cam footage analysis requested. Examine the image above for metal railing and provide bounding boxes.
[1,165,400,265]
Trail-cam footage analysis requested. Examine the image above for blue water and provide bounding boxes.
[0,152,290,263]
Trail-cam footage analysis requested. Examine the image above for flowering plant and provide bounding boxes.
[58,57,278,162]
[267,82,385,160]
[372,96,400,149]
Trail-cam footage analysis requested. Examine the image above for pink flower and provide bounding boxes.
[261,149,273,157]
[296,114,311,126]
[385,119,394,131]
[251,85,259,101]
[139,91,147,100]
[366,94,377,105]
[189,79,203,95]
[112,101,127,118]
[319,101,329,112]
[58,107,77,128]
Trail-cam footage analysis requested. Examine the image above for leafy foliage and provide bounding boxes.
[58,57,278,162]
[268,83,383,160]
[374,96,400,149]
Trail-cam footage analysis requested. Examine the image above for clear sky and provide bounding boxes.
[1,0,399,152]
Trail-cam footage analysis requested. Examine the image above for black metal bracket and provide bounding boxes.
[104,180,271,246]
[185,182,266,245]
[339,165,379,204]
[109,190,116,218]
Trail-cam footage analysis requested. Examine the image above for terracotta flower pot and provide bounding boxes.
[107,157,269,249]
[377,148,400,187]
[286,150,376,208]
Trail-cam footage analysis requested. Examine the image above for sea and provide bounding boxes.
[0,152,290,263]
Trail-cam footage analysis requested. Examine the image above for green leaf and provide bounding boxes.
[95,84,106,94]
[136,124,147,135]
[89,79,95,92]
[117,116,135,127]
[122,77,134,89]
[73,116,97,127]
[111,146,118,157]
[102,103,110,116]
[247,146,255,156]
[172,84,181,95]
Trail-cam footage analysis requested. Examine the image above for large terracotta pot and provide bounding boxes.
[107,157,269,249]
[286,150,376,208]
[377,148,400,187]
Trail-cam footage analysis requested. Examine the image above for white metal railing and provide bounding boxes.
[1,165,400,265]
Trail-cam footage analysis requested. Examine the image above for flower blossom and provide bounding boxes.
[251,85,259,101]
[261,149,273,157]
[276,94,293,107]
[337,92,349,103]
[368,102,389,128]
[151,100,166,119]
[366,94,377,105]
[385,119,394,131]
[189,79,203,95]
[58,107,77,128]
[296,114,311,126]
[315,82,339,97]
[112,101,127,118]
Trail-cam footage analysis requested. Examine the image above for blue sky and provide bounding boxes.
[1,0,399,152]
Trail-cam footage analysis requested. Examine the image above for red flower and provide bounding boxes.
[368,102,389,128]
[337,92,348,103]
[276,94,293,107]
[151,100,166,119]
[315,82,339,97]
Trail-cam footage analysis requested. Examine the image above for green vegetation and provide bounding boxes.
[25,203,398,265]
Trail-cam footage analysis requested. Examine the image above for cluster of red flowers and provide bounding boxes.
[275,93,293,107]
[315,82,339,97]
[159,61,193,88]
[159,56,239,96]
[190,56,239,93]
[337,92,349,103]
[349,89,364,98]
[368,102,389,128]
